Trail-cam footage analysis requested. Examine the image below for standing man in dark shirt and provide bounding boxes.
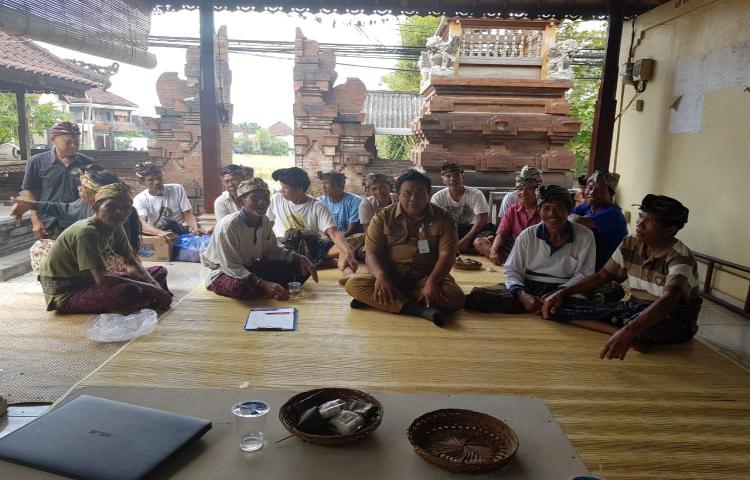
[11,122,94,239]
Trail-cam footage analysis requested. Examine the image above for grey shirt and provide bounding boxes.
[21,149,95,229]
[33,198,93,230]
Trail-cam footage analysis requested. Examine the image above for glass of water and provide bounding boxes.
[231,400,270,452]
[287,281,302,299]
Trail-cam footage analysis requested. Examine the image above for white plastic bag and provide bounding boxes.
[86,309,158,343]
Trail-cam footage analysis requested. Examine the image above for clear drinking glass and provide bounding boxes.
[287,281,302,299]
[231,400,270,452]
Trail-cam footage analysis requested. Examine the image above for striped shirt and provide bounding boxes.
[603,234,702,325]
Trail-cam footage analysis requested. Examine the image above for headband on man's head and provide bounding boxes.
[134,162,162,179]
[236,178,269,198]
[440,162,463,175]
[364,173,394,188]
[634,194,689,225]
[515,165,543,188]
[80,173,102,192]
[537,185,573,211]
[50,121,80,137]
[221,164,254,177]
[590,170,620,193]
[95,183,132,203]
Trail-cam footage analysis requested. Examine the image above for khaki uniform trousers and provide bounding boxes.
[345,273,465,313]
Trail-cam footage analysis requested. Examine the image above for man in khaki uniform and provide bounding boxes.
[345,169,465,326]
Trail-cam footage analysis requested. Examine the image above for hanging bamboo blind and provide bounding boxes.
[0,0,156,68]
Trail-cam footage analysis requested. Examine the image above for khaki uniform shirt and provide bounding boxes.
[365,202,457,282]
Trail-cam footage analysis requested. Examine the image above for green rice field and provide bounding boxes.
[233,154,294,191]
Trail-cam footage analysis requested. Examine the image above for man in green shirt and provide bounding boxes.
[39,183,172,314]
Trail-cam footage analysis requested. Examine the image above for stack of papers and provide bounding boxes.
[244,307,297,331]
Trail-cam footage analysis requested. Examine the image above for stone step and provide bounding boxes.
[0,248,32,282]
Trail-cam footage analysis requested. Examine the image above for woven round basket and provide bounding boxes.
[407,409,519,474]
[279,388,383,446]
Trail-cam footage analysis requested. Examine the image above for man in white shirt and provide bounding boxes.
[214,164,254,222]
[466,185,596,313]
[266,167,358,272]
[133,162,202,244]
[430,162,492,253]
[202,178,317,300]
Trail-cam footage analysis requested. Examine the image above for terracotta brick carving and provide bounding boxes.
[293,29,375,195]
[142,26,233,212]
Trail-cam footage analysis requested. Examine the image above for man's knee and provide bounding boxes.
[344,273,376,298]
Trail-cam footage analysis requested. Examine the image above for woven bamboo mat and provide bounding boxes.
[79,257,750,480]
[0,262,202,404]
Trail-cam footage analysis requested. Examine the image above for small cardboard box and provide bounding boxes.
[138,235,172,262]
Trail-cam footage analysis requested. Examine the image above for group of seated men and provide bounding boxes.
[10,121,701,360]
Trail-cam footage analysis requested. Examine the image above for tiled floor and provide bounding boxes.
[695,300,750,368]
[1,299,748,440]
[0,405,49,439]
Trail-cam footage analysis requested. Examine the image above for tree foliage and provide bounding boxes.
[0,93,70,145]
[237,121,260,135]
[375,135,417,161]
[377,16,439,159]
[232,126,289,156]
[380,16,441,93]
[115,138,133,151]
[255,128,289,156]
[557,21,607,176]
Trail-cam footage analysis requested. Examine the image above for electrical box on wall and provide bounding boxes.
[619,62,635,84]
[633,59,655,82]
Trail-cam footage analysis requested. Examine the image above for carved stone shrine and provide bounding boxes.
[413,18,581,187]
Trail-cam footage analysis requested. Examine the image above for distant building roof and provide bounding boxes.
[268,121,294,137]
[362,91,421,135]
[0,32,103,96]
[64,88,138,108]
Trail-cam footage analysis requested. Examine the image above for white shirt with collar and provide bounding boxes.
[504,221,595,292]
[201,210,298,284]
[214,191,240,222]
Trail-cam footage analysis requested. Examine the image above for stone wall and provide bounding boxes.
[293,29,376,196]
[142,25,233,209]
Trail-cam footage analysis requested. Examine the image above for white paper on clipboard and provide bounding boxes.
[244,307,297,331]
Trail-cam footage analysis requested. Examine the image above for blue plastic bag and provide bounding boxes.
[172,233,211,263]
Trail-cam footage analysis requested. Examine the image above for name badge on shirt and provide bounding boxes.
[417,239,431,254]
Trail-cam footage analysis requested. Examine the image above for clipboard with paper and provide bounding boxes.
[244,307,297,331]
